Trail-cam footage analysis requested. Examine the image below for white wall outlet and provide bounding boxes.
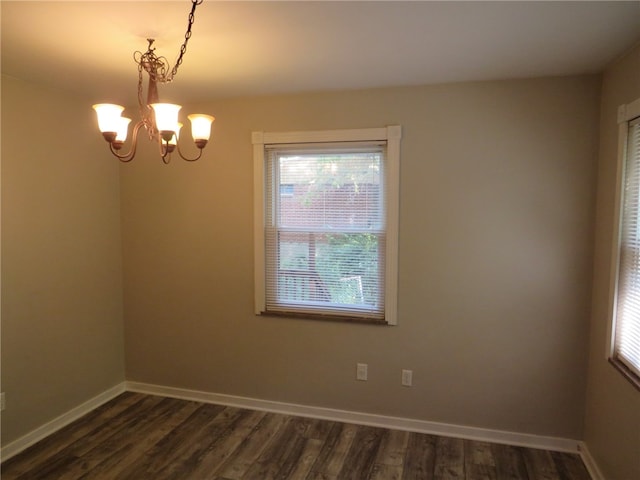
[356,363,368,381]
[1,392,5,411]
[402,369,413,387]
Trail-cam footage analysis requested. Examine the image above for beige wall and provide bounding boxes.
[1,75,125,445]
[584,44,640,479]
[0,72,605,450]
[122,75,600,439]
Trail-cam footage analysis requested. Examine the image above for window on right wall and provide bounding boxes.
[610,96,640,390]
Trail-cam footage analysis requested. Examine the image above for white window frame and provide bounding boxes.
[252,126,401,325]
[607,97,640,389]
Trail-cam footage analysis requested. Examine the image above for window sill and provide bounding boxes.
[260,310,390,326]
[609,357,640,392]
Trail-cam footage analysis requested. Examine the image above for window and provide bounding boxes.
[610,98,640,389]
[253,126,401,324]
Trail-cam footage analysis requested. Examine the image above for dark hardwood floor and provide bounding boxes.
[1,392,591,479]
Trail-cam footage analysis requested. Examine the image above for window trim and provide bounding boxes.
[252,126,401,325]
[607,97,640,390]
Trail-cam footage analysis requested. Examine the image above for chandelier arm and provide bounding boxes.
[108,121,146,162]
[176,138,204,162]
[158,137,172,164]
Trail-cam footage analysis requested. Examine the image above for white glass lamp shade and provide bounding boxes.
[188,114,215,142]
[92,104,125,133]
[151,103,181,133]
[115,117,132,142]
[169,123,183,146]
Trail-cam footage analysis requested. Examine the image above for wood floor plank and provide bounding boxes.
[337,425,386,479]
[492,444,529,480]
[185,409,267,479]
[285,438,324,480]
[305,418,338,442]
[401,432,436,480]
[550,451,592,480]
[216,411,290,479]
[375,429,410,467]
[274,431,315,479]
[522,448,561,480]
[370,463,404,480]
[307,422,358,479]
[13,451,80,480]
[464,440,497,480]
[369,430,410,480]
[242,416,308,480]
[433,436,465,480]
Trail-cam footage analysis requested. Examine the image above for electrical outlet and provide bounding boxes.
[356,363,368,381]
[1,393,5,411]
[402,369,413,387]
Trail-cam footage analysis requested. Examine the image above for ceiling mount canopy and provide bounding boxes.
[92,0,213,164]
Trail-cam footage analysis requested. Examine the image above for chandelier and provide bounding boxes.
[92,0,213,164]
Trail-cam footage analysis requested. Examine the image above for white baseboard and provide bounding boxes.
[1,380,592,467]
[578,442,605,480]
[126,381,582,454]
[0,382,126,462]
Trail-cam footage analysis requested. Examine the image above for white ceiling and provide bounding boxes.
[2,1,640,105]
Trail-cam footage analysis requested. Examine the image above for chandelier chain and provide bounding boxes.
[133,0,202,87]
[169,0,203,81]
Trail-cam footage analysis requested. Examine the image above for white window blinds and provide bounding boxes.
[264,144,386,320]
[614,115,640,378]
